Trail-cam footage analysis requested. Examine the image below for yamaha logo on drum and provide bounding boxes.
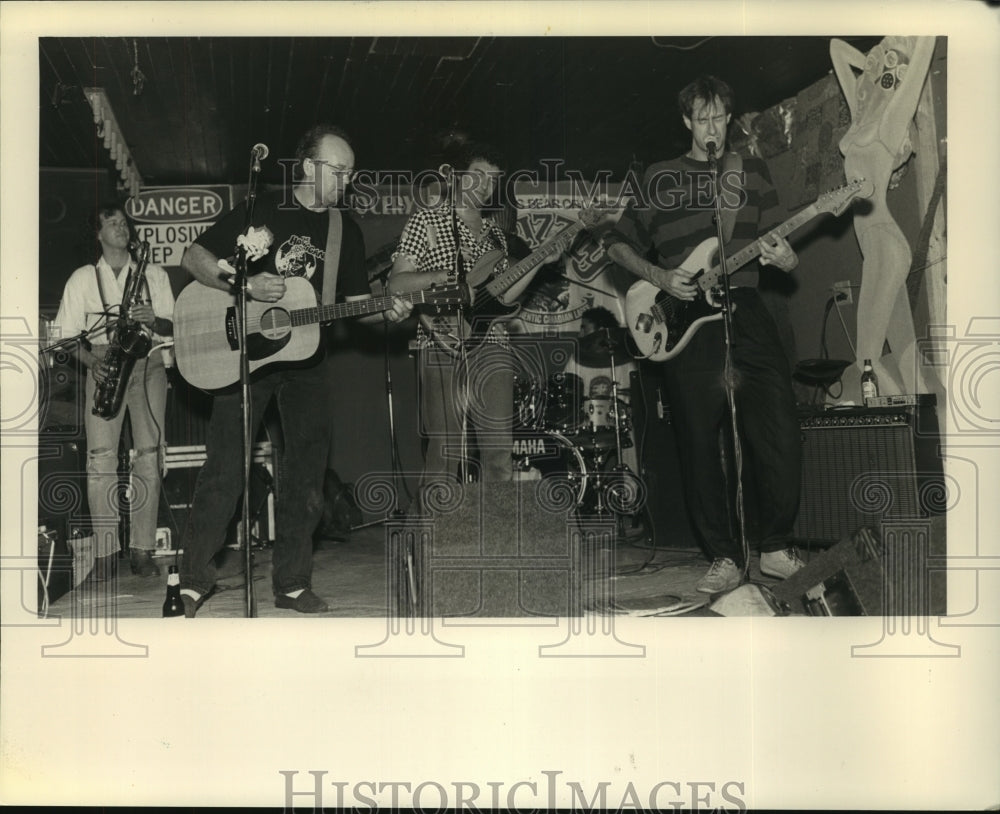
[512,437,549,457]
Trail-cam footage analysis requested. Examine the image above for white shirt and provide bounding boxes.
[53,255,174,359]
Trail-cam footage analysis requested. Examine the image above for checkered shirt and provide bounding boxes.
[392,208,511,349]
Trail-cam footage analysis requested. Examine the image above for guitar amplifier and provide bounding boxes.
[794,399,944,545]
[153,442,277,554]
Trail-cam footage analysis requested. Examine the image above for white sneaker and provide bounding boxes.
[695,558,742,594]
[760,548,805,580]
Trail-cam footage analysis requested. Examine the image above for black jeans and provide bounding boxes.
[181,356,335,596]
[660,288,801,565]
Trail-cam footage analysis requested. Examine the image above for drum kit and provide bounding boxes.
[512,327,642,519]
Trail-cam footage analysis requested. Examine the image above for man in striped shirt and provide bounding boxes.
[604,75,805,595]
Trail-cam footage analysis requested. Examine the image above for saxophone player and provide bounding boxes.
[52,202,175,581]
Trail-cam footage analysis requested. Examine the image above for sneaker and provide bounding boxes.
[760,547,805,580]
[695,558,742,595]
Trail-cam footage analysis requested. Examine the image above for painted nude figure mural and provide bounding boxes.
[830,35,936,396]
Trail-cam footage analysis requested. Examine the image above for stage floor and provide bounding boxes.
[44,525,803,620]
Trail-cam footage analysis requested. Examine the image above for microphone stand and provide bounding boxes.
[232,146,265,617]
[351,268,408,530]
[707,143,751,577]
[444,166,473,483]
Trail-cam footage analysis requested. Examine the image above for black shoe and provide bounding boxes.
[274,588,330,614]
[179,586,215,618]
[130,549,161,577]
[181,595,200,618]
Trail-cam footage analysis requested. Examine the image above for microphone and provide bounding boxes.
[252,143,269,172]
[705,140,718,158]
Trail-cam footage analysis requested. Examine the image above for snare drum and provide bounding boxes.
[581,396,613,431]
[574,398,633,452]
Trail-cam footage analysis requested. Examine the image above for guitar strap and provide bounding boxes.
[94,261,143,342]
[719,150,743,243]
[321,207,343,306]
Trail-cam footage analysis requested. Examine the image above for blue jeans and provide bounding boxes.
[181,357,335,596]
[84,353,168,557]
[417,343,515,486]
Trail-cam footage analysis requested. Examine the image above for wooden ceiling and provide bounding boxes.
[39,35,882,188]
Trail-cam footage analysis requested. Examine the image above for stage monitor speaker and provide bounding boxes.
[794,400,944,545]
[411,480,603,617]
[628,366,699,549]
[772,519,946,615]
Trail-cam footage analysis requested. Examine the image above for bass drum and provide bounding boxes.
[511,428,588,506]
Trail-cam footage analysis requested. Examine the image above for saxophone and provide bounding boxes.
[92,241,154,419]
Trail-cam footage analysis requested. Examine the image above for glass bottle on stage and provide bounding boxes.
[860,358,879,403]
[162,565,184,617]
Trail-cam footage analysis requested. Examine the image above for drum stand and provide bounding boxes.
[577,328,640,539]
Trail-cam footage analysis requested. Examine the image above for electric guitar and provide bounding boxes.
[173,276,465,390]
[624,179,873,362]
[424,206,609,354]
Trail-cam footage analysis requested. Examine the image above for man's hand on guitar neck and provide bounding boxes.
[757,232,798,272]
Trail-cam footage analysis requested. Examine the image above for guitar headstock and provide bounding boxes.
[818,178,875,216]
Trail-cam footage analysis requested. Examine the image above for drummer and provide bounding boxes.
[563,306,638,471]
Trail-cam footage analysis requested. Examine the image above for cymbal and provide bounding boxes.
[577,327,631,367]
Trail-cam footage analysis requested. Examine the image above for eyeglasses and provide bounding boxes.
[312,160,355,182]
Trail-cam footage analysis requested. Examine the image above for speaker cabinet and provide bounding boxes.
[156,443,277,552]
[164,370,214,448]
[37,425,91,541]
[410,480,601,617]
[794,400,944,545]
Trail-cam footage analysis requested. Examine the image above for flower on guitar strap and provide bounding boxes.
[237,225,274,261]
[218,225,275,283]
